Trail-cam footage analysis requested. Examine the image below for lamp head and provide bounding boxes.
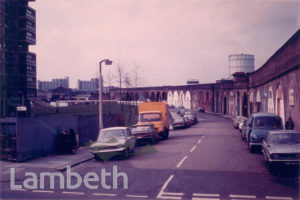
[105,60,112,65]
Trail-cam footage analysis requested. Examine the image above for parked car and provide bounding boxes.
[233,116,247,130]
[90,127,136,161]
[184,110,198,124]
[246,112,283,153]
[184,113,196,125]
[176,106,186,117]
[198,107,205,113]
[183,116,192,127]
[172,116,187,129]
[131,123,159,144]
[262,130,300,167]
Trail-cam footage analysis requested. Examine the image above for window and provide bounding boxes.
[139,113,162,122]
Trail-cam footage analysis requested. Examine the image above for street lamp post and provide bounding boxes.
[99,59,112,131]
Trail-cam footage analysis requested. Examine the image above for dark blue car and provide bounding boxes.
[245,112,283,153]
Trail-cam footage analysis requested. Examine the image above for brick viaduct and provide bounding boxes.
[109,30,300,130]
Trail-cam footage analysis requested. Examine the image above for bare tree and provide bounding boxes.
[131,60,143,88]
[103,70,115,116]
[130,61,144,114]
[115,60,129,112]
[124,74,131,89]
[115,62,125,101]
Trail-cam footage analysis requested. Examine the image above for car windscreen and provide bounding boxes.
[269,133,300,144]
[98,129,125,140]
[132,126,151,133]
[174,117,184,122]
[139,113,162,122]
[253,116,282,129]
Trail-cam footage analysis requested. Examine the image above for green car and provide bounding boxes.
[245,112,283,153]
[90,127,136,161]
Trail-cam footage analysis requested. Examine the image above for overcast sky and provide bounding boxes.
[30,0,300,88]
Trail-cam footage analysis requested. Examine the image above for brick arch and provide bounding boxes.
[135,92,139,101]
[268,86,274,113]
[173,91,179,107]
[150,92,156,102]
[179,91,184,107]
[167,91,173,105]
[156,91,161,102]
[162,91,167,102]
[276,84,285,123]
[184,91,191,109]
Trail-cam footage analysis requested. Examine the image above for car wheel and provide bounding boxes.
[124,148,129,159]
[94,154,103,161]
[163,130,169,140]
[150,136,156,145]
[155,135,160,143]
[248,142,254,153]
[263,150,270,165]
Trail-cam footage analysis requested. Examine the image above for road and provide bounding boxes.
[1,113,299,200]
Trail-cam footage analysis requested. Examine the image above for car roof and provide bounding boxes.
[133,123,153,127]
[251,112,280,118]
[101,127,128,131]
[268,130,300,135]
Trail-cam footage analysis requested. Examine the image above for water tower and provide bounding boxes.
[229,54,254,76]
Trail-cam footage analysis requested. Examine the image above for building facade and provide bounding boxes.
[38,76,69,91]
[0,0,36,118]
[77,78,99,92]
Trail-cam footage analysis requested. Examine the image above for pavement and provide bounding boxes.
[0,146,93,182]
[205,111,236,121]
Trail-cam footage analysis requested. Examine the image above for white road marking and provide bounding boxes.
[231,199,251,200]
[157,175,183,199]
[192,198,220,200]
[229,194,256,199]
[92,193,117,197]
[126,194,148,198]
[157,195,182,200]
[32,190,54,193]
[190,145,197,152]
[176,156,188,168]
[159,175,174,193]
[11,188,27,191]
[266,196,293,200]
[197,139,202,144]
[197,136,205,144]
[163,192,184,196]
[62,191,84,195]
[193,193,220,197]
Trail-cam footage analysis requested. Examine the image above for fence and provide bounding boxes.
[1,113,127,162]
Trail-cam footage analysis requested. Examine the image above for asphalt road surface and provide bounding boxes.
[1,113,299,200]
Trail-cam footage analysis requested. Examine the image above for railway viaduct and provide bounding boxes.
[108,30,300,130]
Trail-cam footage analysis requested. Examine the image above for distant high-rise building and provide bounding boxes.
[187,79,199,85]
[77,78,99,91]
[0,0,36,117]
[38,77,69,91]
